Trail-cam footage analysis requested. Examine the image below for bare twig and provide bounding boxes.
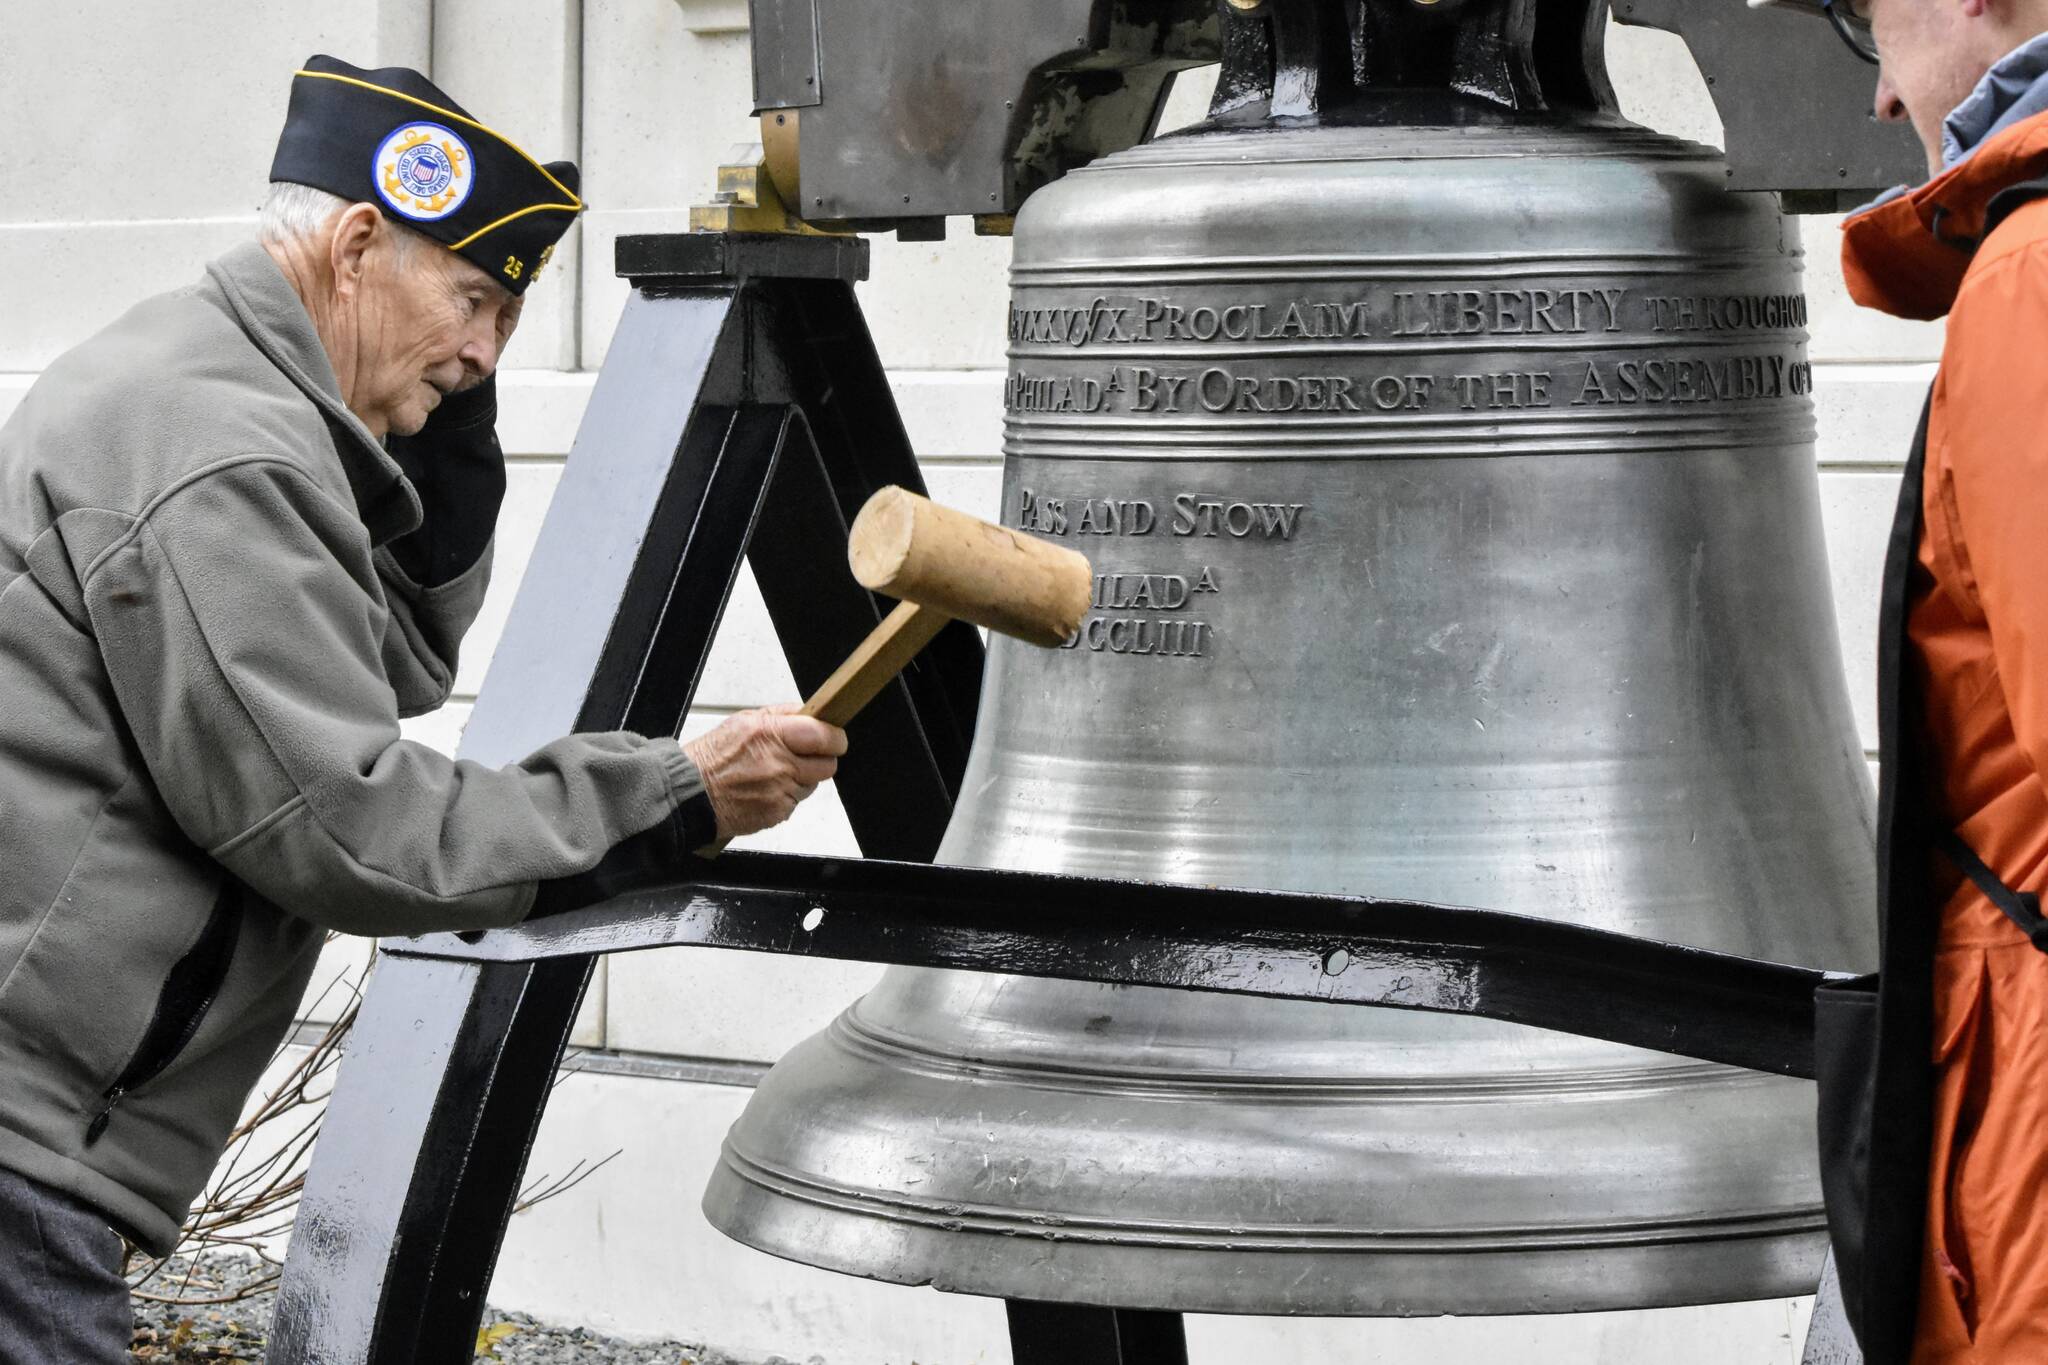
[124,938,625,1307]
[512,1148,624,1214]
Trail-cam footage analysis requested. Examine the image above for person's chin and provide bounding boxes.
[389,403,433,438]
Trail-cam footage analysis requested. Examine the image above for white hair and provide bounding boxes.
[258,182,429,262]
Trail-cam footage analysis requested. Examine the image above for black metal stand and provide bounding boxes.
[1006,1301,1190,1365]
[1801,1257,1863,1365]
[267,232,1853,1364]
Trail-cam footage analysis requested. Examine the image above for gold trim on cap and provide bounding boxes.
[448,201,581,251]
[293,68,584,209]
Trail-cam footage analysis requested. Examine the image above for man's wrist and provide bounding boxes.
[672,740,723,848]
[678,786,719,850]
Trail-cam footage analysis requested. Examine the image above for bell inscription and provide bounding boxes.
[1018,491,1304,660]
[1017,491,1306,540]
[1006,280,1814,421]
[1010,286,1807,347]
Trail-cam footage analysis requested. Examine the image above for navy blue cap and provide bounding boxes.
[269,54,581,295]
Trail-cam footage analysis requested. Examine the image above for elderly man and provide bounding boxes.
[1757,1,2048,1361]
[0,56,843,1360]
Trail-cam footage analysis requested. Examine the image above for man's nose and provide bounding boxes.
[1874,73,1909,124]
[457,324,501,381]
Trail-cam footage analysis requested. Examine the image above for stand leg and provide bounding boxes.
[1801,1253,1864,1365]
[1005,1302,1190,1365]
[267,954,583,1361]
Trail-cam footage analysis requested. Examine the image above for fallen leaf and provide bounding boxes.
[475,1321,522,1360]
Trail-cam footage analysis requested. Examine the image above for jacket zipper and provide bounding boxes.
[86,885,245,1146]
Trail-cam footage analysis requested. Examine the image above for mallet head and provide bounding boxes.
[847,486,1091,647]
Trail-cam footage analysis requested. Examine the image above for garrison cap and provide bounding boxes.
[269,54,581,296]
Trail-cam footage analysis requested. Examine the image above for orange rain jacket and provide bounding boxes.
[1843,109,2048,1363]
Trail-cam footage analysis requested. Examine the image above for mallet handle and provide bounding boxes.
[697,601,949,858]
[801,600,951,728]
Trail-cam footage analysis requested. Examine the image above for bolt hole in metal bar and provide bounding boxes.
[401,852,1840,1079]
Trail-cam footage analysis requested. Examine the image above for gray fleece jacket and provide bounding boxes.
[0,241,706,1253]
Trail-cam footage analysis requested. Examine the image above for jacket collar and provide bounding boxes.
[1945,31,2048,167]
[203,241,422,545]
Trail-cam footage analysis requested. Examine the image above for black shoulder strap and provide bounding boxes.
[1928,175,2048,253]
[1873,396,1934,958]
[1938,831,2048,952]
[1983,174,2048,241]
[1851,393,1939,1361]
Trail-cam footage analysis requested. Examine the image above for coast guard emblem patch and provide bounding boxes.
[373,123,473,221]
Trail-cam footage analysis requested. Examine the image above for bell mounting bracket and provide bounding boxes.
[740,0,1918,229]
[1210,0,1617,119]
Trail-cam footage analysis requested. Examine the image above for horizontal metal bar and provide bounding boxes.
[393,853,1842,1079]
[559,1049,772,1090]
[615,232,869,285]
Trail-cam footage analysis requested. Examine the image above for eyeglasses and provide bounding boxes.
[1826,0,1879,65]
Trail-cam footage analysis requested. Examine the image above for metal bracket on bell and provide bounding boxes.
[1212,0,1617,118]
[1212,0,1355,118]
[1402,0,1482,20]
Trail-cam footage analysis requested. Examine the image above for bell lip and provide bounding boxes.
[702,1159,1829,1316]
[699,1003,1842,1316]
[714,1140,1829,1252]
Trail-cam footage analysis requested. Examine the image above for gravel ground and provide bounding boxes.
[128,1251,820,1364]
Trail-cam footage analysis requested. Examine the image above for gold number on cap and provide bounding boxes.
[503,255,525,280]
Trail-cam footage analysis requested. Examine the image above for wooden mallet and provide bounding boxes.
[697,488,1089,855]
[802,486,1092,728]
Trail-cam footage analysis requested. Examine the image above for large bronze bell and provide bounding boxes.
[704,0,1876,1316]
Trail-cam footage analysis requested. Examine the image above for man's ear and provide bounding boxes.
[328,203,384,302]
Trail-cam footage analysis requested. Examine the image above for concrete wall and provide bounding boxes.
[0,5,1936,1361]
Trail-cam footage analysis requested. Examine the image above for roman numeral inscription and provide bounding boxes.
[1008,297,1378,347]
[1056,566,1224,659]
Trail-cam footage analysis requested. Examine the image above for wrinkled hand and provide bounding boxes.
[683,705,848,842]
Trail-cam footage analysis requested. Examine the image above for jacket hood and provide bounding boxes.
[1944,31,2048,166]
[1843,36,2048,321]
[1842,112,2048,320]
[203,241,421,543]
